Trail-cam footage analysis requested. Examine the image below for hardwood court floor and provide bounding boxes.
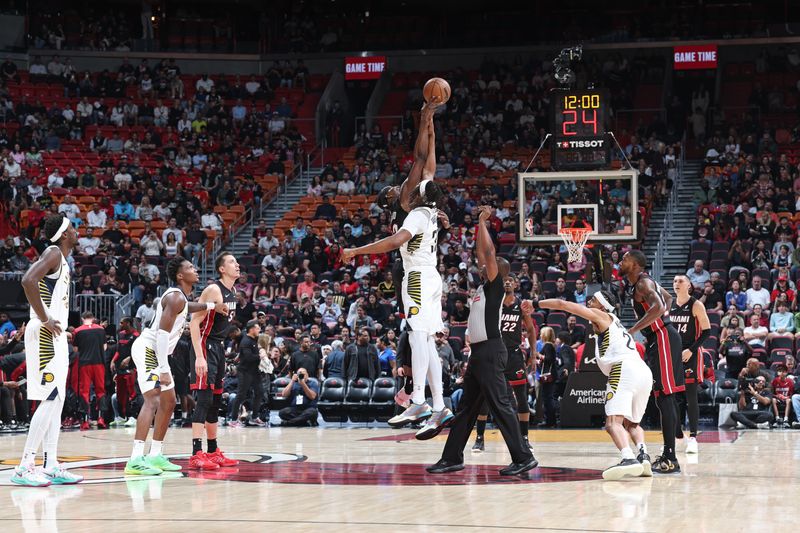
[0,425,796,532]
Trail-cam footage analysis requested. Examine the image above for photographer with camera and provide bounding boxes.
[737,358,770,388]
[278,367,319,427]
[719,328,753,378]
[730,375,774,429]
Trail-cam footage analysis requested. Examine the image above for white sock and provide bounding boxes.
[149,440,163,457]
[621,447,635,460]
[425,335,445,412]
[43,394,65,470]
[20,396,61,468]
[638,443,648,454]
[131,440,146,460]
[409,330,430,406]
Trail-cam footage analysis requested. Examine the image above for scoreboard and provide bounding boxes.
[550,88,610,170]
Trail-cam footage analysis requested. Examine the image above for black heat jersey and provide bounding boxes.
[629,272,673,339]
[390,202,409,235]
[199,280,237,342]
[670,297,698,350]
[500,297,523,353]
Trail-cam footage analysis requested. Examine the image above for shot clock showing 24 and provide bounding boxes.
[551,88,610,170]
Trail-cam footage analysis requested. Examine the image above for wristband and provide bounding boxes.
[206,302,215,312]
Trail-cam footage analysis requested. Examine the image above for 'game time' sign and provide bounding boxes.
[673,44,718,70]
[344,56,386,80]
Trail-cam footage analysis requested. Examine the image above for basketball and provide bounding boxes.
[423,77,451,104]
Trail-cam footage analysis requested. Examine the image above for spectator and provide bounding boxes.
[183,220,208,265]
[746,276,771,310]
[201,207,223,231]
[278,367,318,427]
[162,218,183,245]
[743,314,768,348]
[135,295,156,327]
[0,313,15,337]
[719,328,752,377]
[730,375,774,429]
[768,301,798,341]
[725,280,748,311]
[324,340,346,378]
[78,227,101,256]
[771,364,794,428]
[291,334,322,380]
[377,336,396,377]
[344,328,380,381]
[686,260,710,290]
[9,247,31,272]
[296,271,317,303]
[560,315,585,350]
[113,197,135,221]
[261,246,283,270]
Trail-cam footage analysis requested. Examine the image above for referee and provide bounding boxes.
[427,206,537,475]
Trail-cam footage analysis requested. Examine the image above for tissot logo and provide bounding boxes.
[560,140,605,149]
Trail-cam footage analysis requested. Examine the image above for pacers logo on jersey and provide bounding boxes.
[41,372,54,385]
[147,373,159,382]
[408,306,419,316]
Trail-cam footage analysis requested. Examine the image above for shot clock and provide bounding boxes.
[551,88,610,170]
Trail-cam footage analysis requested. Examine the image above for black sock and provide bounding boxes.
[476,419,486,438]
[519,420,529,439]
[404,377,413,394]
[656,394,678,460]
[192,438,202,455]
[689,432,697,438]
[207,438,218,453]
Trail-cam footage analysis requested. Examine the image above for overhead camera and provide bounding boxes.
[553,45,583,86]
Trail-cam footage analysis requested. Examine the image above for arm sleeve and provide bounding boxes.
[688,328,711,353]
[155,330,170,373]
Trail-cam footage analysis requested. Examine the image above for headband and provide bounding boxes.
[419,179,432,200]
[594,292,615,313]
[50,217,70,243]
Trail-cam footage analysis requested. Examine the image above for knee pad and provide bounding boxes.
[206,394,222,424]
[192,389,212,424]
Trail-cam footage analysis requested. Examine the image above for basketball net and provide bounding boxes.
[559,227,591,264]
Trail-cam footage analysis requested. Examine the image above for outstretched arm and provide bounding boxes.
[422,116,436,180]
[400,102,438,211]
[629,278,666,336]
[538,299,611,330]
[341,230,412,262]
[476,206,498,281]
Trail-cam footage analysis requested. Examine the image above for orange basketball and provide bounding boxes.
[423,77,451,104]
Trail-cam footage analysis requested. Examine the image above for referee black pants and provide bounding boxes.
[441,338,533,465]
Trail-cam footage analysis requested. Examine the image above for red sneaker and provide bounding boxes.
[79,421,90,431]
[97,417,108,429]
[188,451,219,470]
[207,449,239,467]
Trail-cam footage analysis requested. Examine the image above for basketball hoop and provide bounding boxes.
[559,227,592,263]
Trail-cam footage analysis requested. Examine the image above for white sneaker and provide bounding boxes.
[755,421,771,429]
[685,437,698,454]
[387,403,432,428]
[124,417,136,427]
[10,465,51,487]
[735,422,746,429]
[110,417,126,427]
[43,463,84,484]
[415,408,454,440]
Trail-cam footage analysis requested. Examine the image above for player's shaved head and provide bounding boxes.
[626,250,647,269]
[497,257,510,278]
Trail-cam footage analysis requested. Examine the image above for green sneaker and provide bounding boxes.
[124,456,162,476]
[146,454,182,472]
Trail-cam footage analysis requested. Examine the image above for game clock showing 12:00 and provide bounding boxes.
[551,88,610,170]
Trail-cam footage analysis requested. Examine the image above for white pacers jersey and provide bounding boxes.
[139,287,189,354]
[25,246,70,401]
[399,206,438,270]
[30,246,70,324]
[595,313,640,376]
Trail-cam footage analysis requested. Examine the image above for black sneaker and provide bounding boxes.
[651,455,681,474]
[426,459,465,474]
[637,451,653,477]
[602,458,644,481]
[523,436,533,450]
[471,437,485,453]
